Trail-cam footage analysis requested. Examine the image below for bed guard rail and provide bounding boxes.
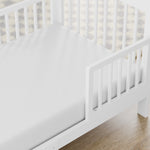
[85,37,150,119]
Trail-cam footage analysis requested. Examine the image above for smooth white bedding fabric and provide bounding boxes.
[0,24,111,150]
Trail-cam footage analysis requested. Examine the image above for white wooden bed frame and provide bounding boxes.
[0,0,150,149]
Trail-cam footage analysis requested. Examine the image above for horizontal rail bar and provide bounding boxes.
[117,58,122,97]
[88,37,150,72]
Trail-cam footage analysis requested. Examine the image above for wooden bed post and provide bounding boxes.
[138,11,150,118]
[138,98,149,118]
[51,0,64,25]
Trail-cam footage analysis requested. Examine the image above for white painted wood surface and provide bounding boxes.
[0,0,150,150]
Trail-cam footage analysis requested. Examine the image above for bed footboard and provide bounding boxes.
[86,37,150,119]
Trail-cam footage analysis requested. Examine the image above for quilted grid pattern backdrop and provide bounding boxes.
[0,0,145,51]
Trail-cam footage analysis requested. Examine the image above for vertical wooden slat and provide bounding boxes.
[24,7,28,35]
[50,0,63,24]
[86,0,89,37]
[98,69,103,108]
[51,0,53,24]
[86,69,94,118]
[51,0,63,24]
[61,0,64,25]
[112,0,118,52]
[0,31,2,45]
[122,4,128,49]
[15,11,19,39]
[135,49,141,86]
[133,9,138,43]
[69,0,72,29]
[142,44,150,85]
[126,53,131,91]
[132,9,138,63]
[42,0,46,27]
[33,3,38,31]
[77,0,80,33]
[108,63,113,102]
[0,30,1,44]
[5,14,10,43]
[117,59,122,97]
[94,0,98,42]
[133,9,139,85]
[103,0,108,47]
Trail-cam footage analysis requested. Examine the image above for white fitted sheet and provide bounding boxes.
[0,24,111,150]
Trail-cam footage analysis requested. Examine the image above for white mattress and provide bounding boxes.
[0,24,111,150]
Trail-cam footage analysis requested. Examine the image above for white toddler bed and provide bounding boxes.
[0,0,150,150]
